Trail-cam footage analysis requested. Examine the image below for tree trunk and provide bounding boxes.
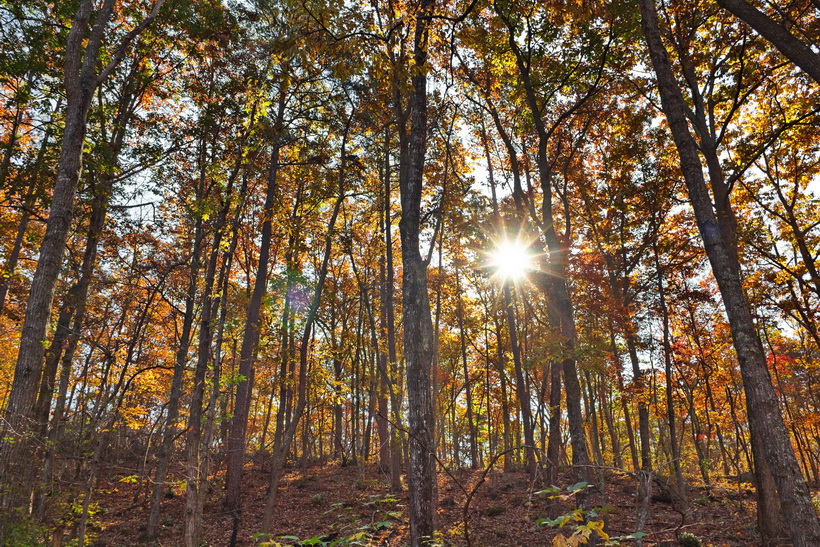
[2,12,97,448]
[146,214,203,541]
[496,321,513,472]
[35,73,138,440]
[639,1,820,542]
[382,131,404,492]
[494,2,594,490]
[653,234,686,500]
[456,266,479,469]
[183,136,249,546]
[0,0,164,520]
[399,1,438,541]
[599,379,623,469]
[716,0,820,84]
[224,133,283,516]
[626,335,652,470]
[260,117,351,534]
[33,173,111,518]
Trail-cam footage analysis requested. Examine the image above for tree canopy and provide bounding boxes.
[1,0,819,545]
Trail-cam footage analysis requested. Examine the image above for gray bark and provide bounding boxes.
[400,0,438,542]
[1,0,164,519]
[716,0,820,85]
[639,0,820,543]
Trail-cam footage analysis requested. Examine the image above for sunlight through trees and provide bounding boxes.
[1,0,819,545]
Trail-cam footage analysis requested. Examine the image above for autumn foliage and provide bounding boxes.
[1,0,819,545]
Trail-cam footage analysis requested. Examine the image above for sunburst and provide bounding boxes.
[488,238,534,283]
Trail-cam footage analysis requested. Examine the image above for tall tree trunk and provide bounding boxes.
[456,265,479,469]
[584,372,605,468]
[33,174,111,518]
[382,139,404,489]
[599,379,623,469]
[716,0,820,84]
[223,80,290,526]
[0,0,164,520]
[1,1,100,454]
[146,215,203,541]
[610,325,640,473]
[503,287,536,474]
[639,1,820,543]
[350,240,400,475]
[483,213,535,474]
[35,72,139,440]
[494,2,594,490]
[260,138,349,533]
[496,320,513,472]
[652,233,686,500]
[183,135,249,546]
[224,135,283,516]
[546,359,563,482]
[399,1,438,541]
[625,335,652,470]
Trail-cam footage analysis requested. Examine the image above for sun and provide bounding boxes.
[489,239,533,282]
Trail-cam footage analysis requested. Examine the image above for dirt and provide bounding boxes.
[86,462,762,546]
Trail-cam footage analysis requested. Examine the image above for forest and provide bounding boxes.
[1,0,820,545]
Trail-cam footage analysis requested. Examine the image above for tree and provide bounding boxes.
[399,0,438,542]
[716,0,820,84]
[1,0,166,522]
[639,0,820,542]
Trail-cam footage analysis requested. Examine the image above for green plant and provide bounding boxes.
[1,516,48,547]
[678,531,703,547]
[257,529,371,547]
[535,483,610,546]
[534,483,651,547]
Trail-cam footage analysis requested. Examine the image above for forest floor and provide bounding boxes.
[88,461,766,546]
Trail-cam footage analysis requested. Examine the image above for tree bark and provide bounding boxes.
[399,0,438,542]
[494,2,594,490]
[224,134,283,515]
[260,135,349,533]
[639,0,820,542]
[1,1,164,519]
[146,214,203,541]
[183,126,250,546]
[716,0,820,85]
[382,131,404,491]
[652,232,686,500]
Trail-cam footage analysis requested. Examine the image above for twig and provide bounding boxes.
[374,411,528,547]
[462,446,527,547]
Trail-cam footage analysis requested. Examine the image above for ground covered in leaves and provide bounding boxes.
[87,462,765,546]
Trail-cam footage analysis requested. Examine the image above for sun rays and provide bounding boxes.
[487,235,538,284]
